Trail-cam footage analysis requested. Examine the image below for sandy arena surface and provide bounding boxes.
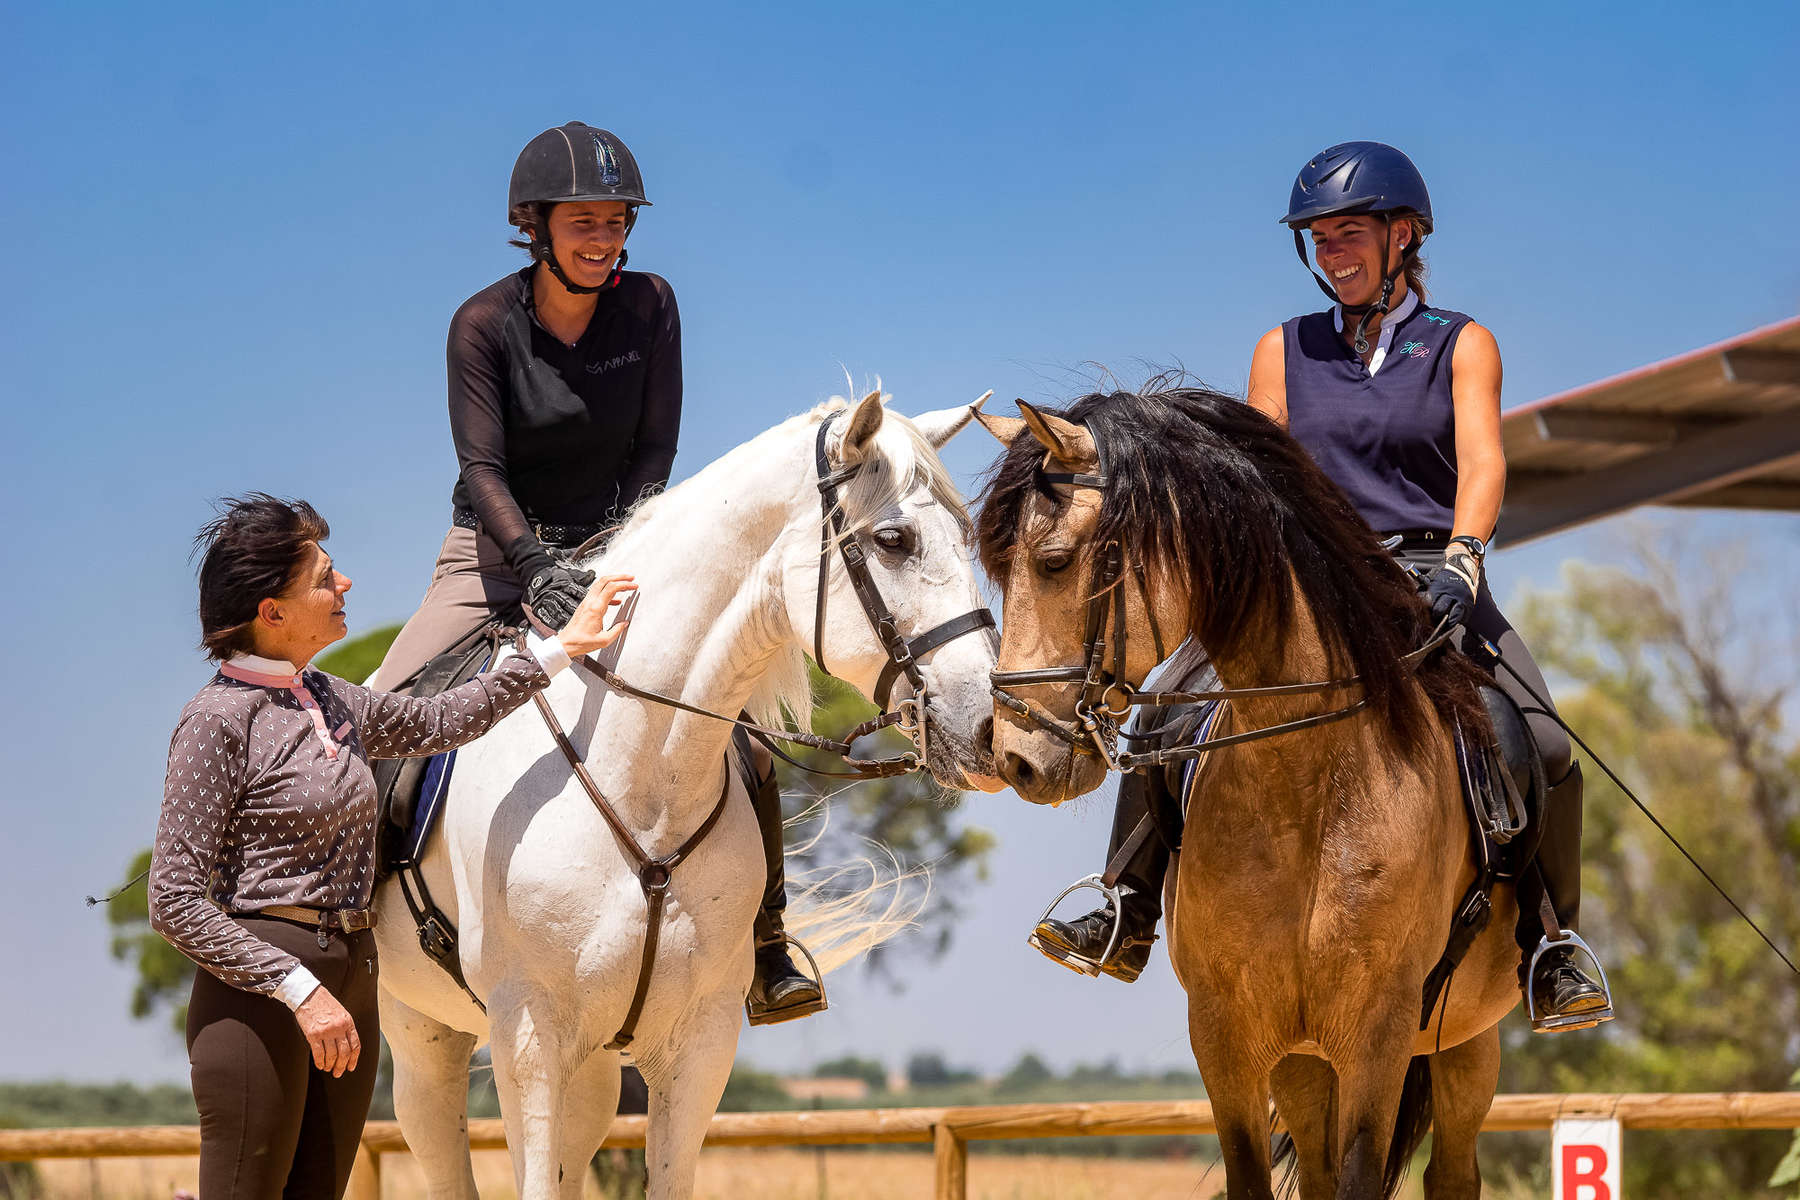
[26,1145,1532,1199]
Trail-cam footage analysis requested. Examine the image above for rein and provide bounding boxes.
[988,439,1454,772]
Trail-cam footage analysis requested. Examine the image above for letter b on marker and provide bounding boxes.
[1553,1117,1621,1200]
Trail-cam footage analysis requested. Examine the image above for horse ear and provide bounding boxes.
[1016,400,1097,468]
[838,389,886,463]
[973,397,1027,448]
[910,390,994,450]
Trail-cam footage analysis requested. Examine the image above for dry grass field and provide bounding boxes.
[27,1146,1538,1200]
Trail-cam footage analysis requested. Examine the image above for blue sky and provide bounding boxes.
[2,1,1796,1084]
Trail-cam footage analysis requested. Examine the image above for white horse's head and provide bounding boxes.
[780,389,1001,790]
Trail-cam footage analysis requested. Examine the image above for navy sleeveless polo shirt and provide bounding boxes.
[1283,302,1473,533]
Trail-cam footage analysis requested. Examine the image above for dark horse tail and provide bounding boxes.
[1271,1055,1433,1198]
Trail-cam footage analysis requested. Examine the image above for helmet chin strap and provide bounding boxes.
[1292,214,1419,356]
[533,237,627,294]
[531,207,637,295]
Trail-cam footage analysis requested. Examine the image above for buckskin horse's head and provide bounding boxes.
[972,398,1188,805]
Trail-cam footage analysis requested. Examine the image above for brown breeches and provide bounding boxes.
[185,917,380,1199]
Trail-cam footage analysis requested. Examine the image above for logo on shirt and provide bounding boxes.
[586,349,643,375]
[1398,340,1431,359]
[591,133,622,186]
[1421,313,1452,326]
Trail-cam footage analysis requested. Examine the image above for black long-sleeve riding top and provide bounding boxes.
[447,268,682,549]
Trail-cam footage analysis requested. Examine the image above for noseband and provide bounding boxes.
[987,429,1452,772]
[812,413,996,766]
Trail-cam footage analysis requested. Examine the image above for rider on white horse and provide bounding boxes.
[371,121,821,1023]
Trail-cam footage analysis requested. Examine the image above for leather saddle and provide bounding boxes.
[1419,682,1548,1027]
[374,620,509,874]
[1128,662,1550,1030]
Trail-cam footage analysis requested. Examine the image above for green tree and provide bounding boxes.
[812,1055,888,1090]
[1493,542,1800,1198]
[996,1052,1055,1094]
[313,623,403,684]
[905,1051,979,1088]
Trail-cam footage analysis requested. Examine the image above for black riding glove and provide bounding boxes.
[505,535,595,631]
[1427,542,1483,628]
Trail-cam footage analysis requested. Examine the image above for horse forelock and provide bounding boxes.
[813,395,969,539]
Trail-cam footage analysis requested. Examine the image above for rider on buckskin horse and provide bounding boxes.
[1030,141,1614,1033]
[370,122,823,1024]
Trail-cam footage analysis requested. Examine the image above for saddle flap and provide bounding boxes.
[1454,688,1538,850]
[375,625,503,873]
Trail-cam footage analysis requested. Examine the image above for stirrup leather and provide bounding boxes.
[1027,873,1132,977]
[745,932,829,1026]
[1526,929,1614,1033]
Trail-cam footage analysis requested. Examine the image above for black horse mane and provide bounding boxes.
[975,379,1485,752]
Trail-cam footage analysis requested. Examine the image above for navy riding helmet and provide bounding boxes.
[1280,141,1433,352]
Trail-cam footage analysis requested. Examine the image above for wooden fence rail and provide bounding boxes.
[4,1093,1798,1199]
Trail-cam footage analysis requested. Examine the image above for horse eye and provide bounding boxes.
[1039,551,1073,574]
[873,528,910,553]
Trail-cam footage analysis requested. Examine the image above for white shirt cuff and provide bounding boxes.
[526,629,571,679]
[275,966,322,1012]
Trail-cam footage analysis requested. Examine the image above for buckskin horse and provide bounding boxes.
[976,385,1527,1199]
[374,391,1000,1200]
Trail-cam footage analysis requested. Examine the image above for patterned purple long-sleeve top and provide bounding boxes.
[150,649,552,995]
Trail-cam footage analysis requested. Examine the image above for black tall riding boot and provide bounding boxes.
[741,733,826,1025]
[1518,762,1613,1031]
[1030,766,1171,982]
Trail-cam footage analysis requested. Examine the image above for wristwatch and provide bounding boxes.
[1448,534,1487,561]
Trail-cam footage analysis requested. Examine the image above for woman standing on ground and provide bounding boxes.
[152,494,634,1198]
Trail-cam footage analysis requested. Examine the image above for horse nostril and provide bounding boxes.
[1000,750,1036,791]
[975,715,994,753]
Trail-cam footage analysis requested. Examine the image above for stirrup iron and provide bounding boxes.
[745,931,829,1026]
[1526,929,1614,1032]
[1027,873,1123,977]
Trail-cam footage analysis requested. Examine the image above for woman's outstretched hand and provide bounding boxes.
[557,574,637,659]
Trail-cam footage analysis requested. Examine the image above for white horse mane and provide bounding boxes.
[577,395,969,734]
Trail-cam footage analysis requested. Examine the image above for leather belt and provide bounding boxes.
[248,904,379,933]
[452,508,608,550]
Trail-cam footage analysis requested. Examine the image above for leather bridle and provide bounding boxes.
[988,429,1453,773]
[809,412,996,769]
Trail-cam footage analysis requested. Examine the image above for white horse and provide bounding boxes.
[373,391,999,1200]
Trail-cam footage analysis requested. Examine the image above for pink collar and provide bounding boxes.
[218,656,342,759]
[219,660,306,688]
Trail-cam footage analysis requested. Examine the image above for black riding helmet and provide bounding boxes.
[509,122,651,295]
[1280,141,1432,354]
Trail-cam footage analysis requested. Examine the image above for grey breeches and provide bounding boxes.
[371,527,523,692]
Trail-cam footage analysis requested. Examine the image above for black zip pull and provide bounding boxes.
[317,924,331,951]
